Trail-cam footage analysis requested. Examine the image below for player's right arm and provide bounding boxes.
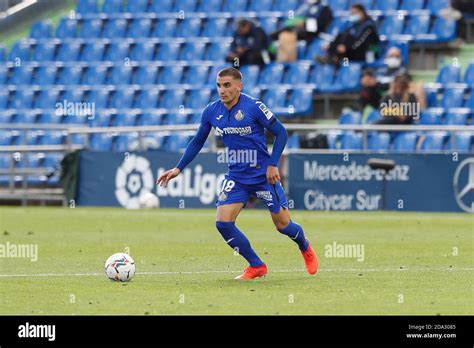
[157,110,212,187]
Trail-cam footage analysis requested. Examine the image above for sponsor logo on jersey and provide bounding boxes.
[214,126,252,137]
[257,101,274,120]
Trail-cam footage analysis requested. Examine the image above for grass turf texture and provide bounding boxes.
[0,207,472,315]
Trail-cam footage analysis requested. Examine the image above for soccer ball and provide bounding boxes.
[139,192,160,209]
[104,253,136,282]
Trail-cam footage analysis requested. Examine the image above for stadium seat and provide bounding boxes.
[263,88,288,109]
[399,0,424,10]
[102,19,128,38]
[70,133,87,146]
[436,64,461,85]
[87,89,111,109]
[30,21,52,39]
[160,89,186,109]
[130,41,156,61]
[164,113,188,125]
[288,89,313,115]
[137,112,164,126]
[181,41,207,61]
[114,133,139,151]
[56,18,77,38]
[465,91,474,110]
[134,65,158,85]
[32,42,56,61]
[39,131,65,145]
[222,0,248,12]
[339,111,361,124]
[246,87,261,99]
[368,132,390,151]
[80,41,105,61]
[183,65,209,85]
[128,18,152,38]
[202,18,228,37]
[310,64,335,90]
[126,0,148,13]
[188,113,202,124]
[326,17,350,37]
[239,65,259,88]
[62,88,85,104]
[90,133,113,151]
[176,18,202,37]
[379,15,405,37]
[110,88,136,109]
[43,153,64,169]
[463,64,474,87]
[88,111,112,127]
[13,111,38,124]
[12,90,35,109]
[0,90,10,109]
[150,0,174,12]
[441,88,465,109]
[206,41,232,61]
[79,19,103,38]
[350,0,373,9]
[287,133,300,149]
[108,65,133,85]
[187,88,212,109]
[365,109,381,124]
[153,19,177,38]
[0,133,12,146]
[35,89,60,109]
[273,0,298,12]
[328,0,348,12]
[0,112,13,123]
[197,0,222,12]
[419,109,443,125]
[8,40,31,61]
[443,109,469,125]
[135,88,160,109]
[426,0,450,13]
[10,65,34,85]
[57,41,82,61]
[102,0,123,13]
[373,0,399,11]
[156,42,181,61]
[327,63,362,92]
[37,113,63,124]
[0,66,7,85]
[430,17,457,42]
[158,66,184,85]
[391,132,417,151]
[248,0,272,11]
[76,0,98,14]
[283,63,311,84]
[104,41,132,61]
[112,112,138,126]
[173,0,197,12]
[419,132,447,152]
[404,15,431,37]
[83,65,108,85]
[259,63,285,85]
[163,134,190,152]
[341,131,363,150]
[57,66,83,85]
[446,133,472,152]
[258,17,279,35]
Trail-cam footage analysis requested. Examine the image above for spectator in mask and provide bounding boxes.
[226,19,269,67]
[316,4,379,65]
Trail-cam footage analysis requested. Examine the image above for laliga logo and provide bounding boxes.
[115,155,154,209]
[453,158,474,213]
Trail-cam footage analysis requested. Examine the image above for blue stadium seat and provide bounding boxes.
[8,40,31,61]
[80,41,105,61]
[62,88,85,104]
[426,0,449,13]
[176,18,202,37]
[365,109,381,124]
[160,89,186,109]
[57,41,82,61]
[39,131,65,145]
[239,65,259,88]
[43,153,64,168]
[202,18,228,37]
[150,0,174,12]
[187,88,212,109]
[404,15,431,36]
[87,89,111,109]
[350,0,373,9]
[259,63,285,85]
[183,65,209,85]
[79,19,103,38]
[263,88,288,109]
[12,90,35,109]
[0,90,10,109]
[112,112,137,126]
[56,18,77,38]
[305,39,325,60]
[273,0,298,12]
[153,18,177,38]
[173,0,197,12]
[135,88,160,109]
[222,0,248,12]
[443,109,469,125]
[391,132,417,151]
[104,41,131,61]
[188,113,202,124]
[110,88,136,109]
[103,18,128,38]
[158,66,184,85]
[249,0,272,11]
[197,0,223,12]
[32,42,56,61]
[297,41,307,59]
[310,64,335,90]
[164,113,188,125]
[326,17,350,37]
[246,86,261,99]
[180,41,207,60]
[30,21,52,38]
[58,66,83,85]
[465,91,474,110]
[288,89,313,115]
[328,0,348,12]
[287,133,300,149]
[419,109,443,124]
[399,0,424,10]
[134,65,158,85]
[88,111,113,127]
[339,111,361,124]
[283,63,311,84]
[37,113,63,124]
[163,134,190,152]
[0,112,13,123]
[114,133,139,151]
[130,41,156,61]
[379,15,405,37]
[368,132,390,151]
[430,17,456,42]
[90,133,113,150]
[128,18,152,38]
[0,66,7,85]
[10,65,34,85]
[76,0,98,14]
[446,133,472,152]
[126,0,148,13]
[463,63,474,87]
[441,88,465,109]
[373,0,399,11]
[0,134,12,146]
[102,0,123,13]
[70,133,87,146]
[436,64,461,84]
[13,111,37,124]
[137,112,164,126]
[206,41,231,61]
[322,63,361,92]
[83,65,108,85]
[156,42,181,61]
[35,89,60,109]
[341,131,363,150]
[419,132,447,152]
[108,65,133,85]
[258,17,279,34]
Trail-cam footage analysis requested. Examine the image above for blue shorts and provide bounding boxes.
[216,175,289,214]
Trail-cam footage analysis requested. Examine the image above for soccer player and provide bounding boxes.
[157,67,318,280]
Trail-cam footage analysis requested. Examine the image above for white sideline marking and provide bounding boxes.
[0,267,472,278]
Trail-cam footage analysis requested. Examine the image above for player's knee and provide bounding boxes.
[274,218,290,231]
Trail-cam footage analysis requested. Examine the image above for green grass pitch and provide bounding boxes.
[0,207,472,315]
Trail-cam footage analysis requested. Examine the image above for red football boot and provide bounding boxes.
[234,264,268,280]
[301,239,318,275]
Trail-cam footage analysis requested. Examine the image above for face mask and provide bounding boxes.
[349,14,361,22]
[385,57,402,68]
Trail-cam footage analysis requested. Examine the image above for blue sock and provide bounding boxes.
[278,220,309,251]
[215,221,264,267]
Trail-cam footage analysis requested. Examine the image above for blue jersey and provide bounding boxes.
[201,93,276,185]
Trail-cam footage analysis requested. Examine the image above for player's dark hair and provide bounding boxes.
[351,4,367,18]
[217,67,242,81]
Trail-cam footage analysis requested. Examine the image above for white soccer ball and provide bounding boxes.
[139,192,160,209]
[104,253,136,282]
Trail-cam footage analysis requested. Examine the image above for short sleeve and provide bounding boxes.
[254,100,276,128]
